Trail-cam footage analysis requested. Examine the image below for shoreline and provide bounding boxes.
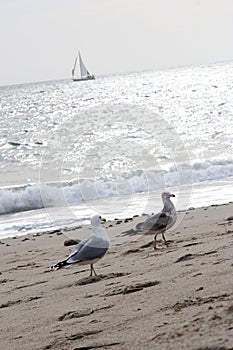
[0,202,233,349]
[1,199,233,241]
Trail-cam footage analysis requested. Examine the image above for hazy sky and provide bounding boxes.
[0,0,233,86]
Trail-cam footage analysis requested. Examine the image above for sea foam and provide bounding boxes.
[0,159,233,215]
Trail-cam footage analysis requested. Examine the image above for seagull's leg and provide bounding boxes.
[92,265,98,276]
[153,234,157,250]
[90,264,97,276]
[162,232,169,247]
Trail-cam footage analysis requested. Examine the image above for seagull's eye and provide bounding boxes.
[99,216,101,219]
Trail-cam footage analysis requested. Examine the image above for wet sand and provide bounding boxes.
[0,204,233,350]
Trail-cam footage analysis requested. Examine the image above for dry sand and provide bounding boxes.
[0,204,233,350]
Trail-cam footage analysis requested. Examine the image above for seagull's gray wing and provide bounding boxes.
[66,239,89,260]
[66,236,109,264]
[136,211,174,232]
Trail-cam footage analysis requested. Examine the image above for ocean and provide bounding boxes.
[0,62,233,238]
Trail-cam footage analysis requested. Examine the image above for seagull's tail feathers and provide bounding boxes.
[50,259,70,271]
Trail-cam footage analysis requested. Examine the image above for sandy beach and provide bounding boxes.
[0,203,233,350]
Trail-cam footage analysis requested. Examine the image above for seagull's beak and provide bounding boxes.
[101,218,107,224]
[170,194,175,197]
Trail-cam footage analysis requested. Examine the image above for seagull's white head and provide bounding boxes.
[162,192,175,200]
[161,192,176,212]
[91,215,106,227]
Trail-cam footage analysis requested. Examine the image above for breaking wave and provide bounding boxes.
[0,159,233,215]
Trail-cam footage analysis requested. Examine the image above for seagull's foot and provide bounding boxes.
[154,243,169,250]
[89,271,98,277]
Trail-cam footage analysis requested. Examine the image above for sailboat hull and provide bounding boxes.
[72,75,95,82]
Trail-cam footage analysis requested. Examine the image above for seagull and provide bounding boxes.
[51,215,110,276]
[135,192,177,250]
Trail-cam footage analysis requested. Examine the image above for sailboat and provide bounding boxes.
[72,51,95,81]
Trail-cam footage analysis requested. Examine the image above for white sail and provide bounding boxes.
[78,51,90,78]
[72,51,95,81]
